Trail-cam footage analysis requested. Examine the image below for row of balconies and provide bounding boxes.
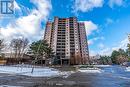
[57,42,65,45]
[57,28,66,30]
[57,34,65,37]
[57,45,66,48]
[57,48,65,51]
[57,37,65,40]
[57,31,65,33]
[57,31,65,34]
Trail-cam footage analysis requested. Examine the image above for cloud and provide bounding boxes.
[112,38,129,51]
[88,36,104,45]
[100,47,111,55]
[89,37,128,56]
[73,0,104,13]
[84,21,98,35]
[98,43,105,49]
[89,50,97,56]
[106,18,114,24]
[108,0,124,8]
[104,18,117,27]
[1,0,52,42]
[99,37,129,56]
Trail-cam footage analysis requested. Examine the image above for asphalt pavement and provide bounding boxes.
[0,65,129,87]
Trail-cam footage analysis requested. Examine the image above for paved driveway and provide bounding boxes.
[0,65,129,87]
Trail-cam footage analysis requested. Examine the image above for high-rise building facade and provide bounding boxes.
[44,17,89,65]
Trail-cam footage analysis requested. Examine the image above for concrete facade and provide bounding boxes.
[44,17,89,65]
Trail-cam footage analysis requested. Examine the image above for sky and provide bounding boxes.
[0,0,130,56]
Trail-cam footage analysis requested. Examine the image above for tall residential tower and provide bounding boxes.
[44,17,89,65]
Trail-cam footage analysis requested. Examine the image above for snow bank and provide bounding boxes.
[78,68,102,73]
[0,66,74,77]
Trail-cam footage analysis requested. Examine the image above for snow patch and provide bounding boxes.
[126,67,130,72]
[0,85,22,87]
[78,68,102,73]
[93,65,111,67]
[0,66,74,77]
[59,71,75,78]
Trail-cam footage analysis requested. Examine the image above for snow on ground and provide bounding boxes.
[78,68,102,73]
[93,65,111,67]
[59,71,75,78]
[0,65,74,77]
[126,67,130,72]
[0,85,22,87]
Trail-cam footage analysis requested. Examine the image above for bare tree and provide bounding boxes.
[10,38,29,59]
[18,38,29,58]
[10,38,19,58]
[0,39,5,53]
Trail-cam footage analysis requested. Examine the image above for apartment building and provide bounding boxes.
[44,17,89,65]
